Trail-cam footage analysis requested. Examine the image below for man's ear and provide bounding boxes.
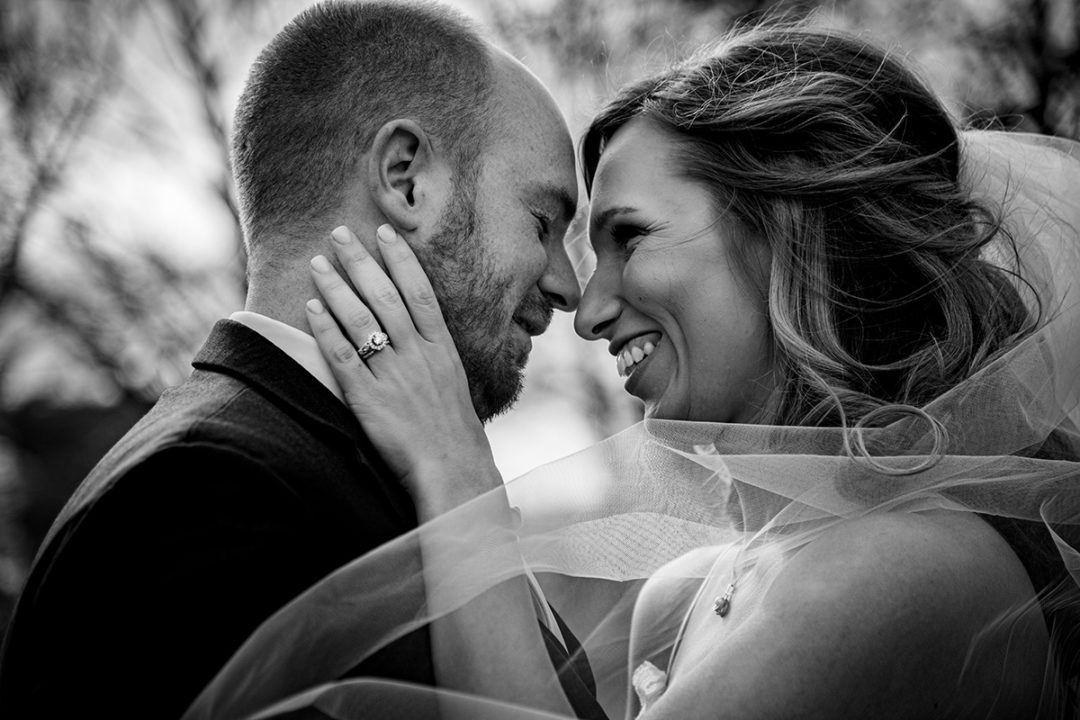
[368,119,448,233]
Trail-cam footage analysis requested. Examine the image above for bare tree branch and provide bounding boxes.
[160,0,247,290]
[0,1,137,305]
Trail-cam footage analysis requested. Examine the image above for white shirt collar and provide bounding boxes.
[229,311,345,403]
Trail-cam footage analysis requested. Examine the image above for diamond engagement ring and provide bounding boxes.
[357,331,391,360]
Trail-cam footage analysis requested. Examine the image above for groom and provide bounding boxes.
[0,2,603,718]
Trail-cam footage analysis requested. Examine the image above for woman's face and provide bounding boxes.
[574,117,776,422]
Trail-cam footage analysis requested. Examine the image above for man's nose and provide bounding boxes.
[539,246,582,312]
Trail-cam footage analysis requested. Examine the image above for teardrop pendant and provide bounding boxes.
[713,583,735,617]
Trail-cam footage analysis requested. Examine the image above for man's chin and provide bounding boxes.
[471,367,525,423]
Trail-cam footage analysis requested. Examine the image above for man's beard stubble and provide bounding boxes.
[419,181,536,422]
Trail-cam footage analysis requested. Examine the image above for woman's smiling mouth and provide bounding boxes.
[617,333,662,377]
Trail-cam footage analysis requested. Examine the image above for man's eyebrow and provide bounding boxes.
[526,182,577,224]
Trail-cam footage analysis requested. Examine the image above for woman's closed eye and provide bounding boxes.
[610,222,649,254]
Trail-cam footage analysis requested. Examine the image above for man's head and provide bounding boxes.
[232,1,491,247]
[233,1,579,420]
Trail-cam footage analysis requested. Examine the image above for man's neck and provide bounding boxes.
[243,273,315,334]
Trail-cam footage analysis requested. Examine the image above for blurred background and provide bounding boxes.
[0,0,1076,636]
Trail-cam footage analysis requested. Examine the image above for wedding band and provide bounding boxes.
[357,331,390,360]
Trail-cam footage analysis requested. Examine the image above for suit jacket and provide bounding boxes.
[0,320,605,719]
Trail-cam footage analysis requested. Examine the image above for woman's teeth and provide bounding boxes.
[618,340,656,377]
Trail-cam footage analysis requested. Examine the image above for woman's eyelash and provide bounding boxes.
[610,223,646,246]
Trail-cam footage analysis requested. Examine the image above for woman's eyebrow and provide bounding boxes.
[591,205,639,231]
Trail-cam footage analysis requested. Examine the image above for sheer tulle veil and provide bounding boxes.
[183,130,1080,720]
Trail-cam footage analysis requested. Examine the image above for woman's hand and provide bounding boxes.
[305,224,503,517]
[307,225,575,716]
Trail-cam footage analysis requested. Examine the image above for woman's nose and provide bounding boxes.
[574,268,620,341]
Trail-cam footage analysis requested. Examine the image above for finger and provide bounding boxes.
[327,226,417,343]
[305,298,374,400]
[309,253,388,351]
[374,224,453,344]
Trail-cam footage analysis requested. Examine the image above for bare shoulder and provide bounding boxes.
[774,510,1034,615]
[646,512,1050,720]
[762,511,1048,716]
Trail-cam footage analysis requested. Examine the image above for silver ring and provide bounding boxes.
[357,331,391,360]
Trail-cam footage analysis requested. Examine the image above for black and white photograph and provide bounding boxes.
[0,0,1078,717]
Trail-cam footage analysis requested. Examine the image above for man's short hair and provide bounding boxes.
[231,0,494,251]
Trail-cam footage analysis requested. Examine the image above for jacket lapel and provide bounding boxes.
[540,612,607,720]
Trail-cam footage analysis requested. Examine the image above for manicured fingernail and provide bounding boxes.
[376,224,397,243]
[331,226,352,245]
[310,255,332,273]
[306,298,324,314]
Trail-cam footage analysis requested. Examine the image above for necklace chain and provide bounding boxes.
[665,540,748,680]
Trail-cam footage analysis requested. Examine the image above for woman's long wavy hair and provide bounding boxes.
[581,24,1038,431]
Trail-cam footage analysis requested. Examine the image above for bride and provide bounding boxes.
[188,24,1080,720]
